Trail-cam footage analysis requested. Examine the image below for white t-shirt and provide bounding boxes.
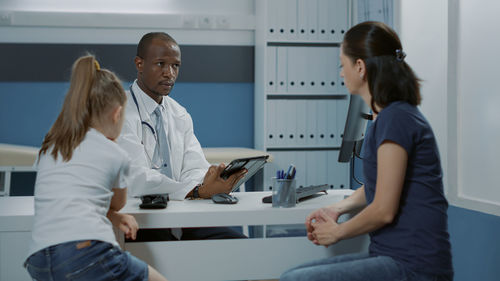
[27,128,130,258]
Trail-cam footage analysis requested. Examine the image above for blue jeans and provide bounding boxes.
[25,240,148,281]
[280,252,452,281]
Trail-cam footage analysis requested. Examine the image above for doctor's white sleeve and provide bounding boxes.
[117,119,203,200]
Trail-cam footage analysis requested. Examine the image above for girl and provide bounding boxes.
[280,21,453,281]
[24,55,167,281]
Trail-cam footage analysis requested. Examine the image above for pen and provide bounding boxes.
[286,165,295,179]
[288,166,296,179]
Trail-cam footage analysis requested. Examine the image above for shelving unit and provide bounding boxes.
[255,0,353,191]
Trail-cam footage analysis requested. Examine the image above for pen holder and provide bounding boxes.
[272,177,297,208]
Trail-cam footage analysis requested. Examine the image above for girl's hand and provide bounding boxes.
[109,212,139,240]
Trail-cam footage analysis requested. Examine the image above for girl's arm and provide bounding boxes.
[109,187,127,211]
[311,140,407,245]
[107,188,138,240]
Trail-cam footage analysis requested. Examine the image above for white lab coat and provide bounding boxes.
[117,81,210,200]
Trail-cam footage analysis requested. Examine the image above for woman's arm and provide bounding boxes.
[311,140,407,246]
[306,184,367,243]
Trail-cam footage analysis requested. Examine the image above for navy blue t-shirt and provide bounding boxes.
[362,101,453,277]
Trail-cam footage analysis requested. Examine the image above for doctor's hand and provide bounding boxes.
[306,207,341,244]
[198,164,247,198]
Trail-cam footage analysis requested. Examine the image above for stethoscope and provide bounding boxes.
[130,85,162,169]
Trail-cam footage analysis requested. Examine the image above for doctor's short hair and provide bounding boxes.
[136,32,178,58]
[342,21,421,114]
[39,54,126,162]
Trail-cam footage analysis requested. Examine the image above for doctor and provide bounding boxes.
[118,32,247,240]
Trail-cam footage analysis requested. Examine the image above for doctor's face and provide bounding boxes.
[135,38,181,104]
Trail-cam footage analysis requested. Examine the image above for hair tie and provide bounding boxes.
[94,60,101,71]
[395,49,406,62]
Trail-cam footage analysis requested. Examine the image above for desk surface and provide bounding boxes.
[0,190,352,230]
[122,190,352,228]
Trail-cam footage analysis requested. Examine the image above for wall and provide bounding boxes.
[397,0,500,280]
[0,0,256,149]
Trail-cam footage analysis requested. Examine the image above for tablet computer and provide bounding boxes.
[220,155,269,192]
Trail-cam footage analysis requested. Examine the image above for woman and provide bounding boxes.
[280,21,453,281]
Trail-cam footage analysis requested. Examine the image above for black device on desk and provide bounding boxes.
[262,184,329,204]
[139,194,169,209]
[212,155,269,204]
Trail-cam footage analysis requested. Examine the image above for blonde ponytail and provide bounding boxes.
[39,54,126,161]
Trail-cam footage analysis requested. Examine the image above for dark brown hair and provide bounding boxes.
[342,21,421,113]
[39,55,126,161]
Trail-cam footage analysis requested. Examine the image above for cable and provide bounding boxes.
[351,145,364,186]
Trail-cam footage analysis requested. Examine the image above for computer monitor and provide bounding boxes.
[338,94,372,163]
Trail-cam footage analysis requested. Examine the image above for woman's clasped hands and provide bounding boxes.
[305,206,343,247]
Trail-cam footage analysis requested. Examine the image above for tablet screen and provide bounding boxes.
[220,155,269,192]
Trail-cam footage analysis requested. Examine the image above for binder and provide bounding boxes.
[267,0,278,40]
[275,0,287,41]
[304,47,315,93]
[316,150,328,186]
[286,0,298,40]
[286,47,299,93]
[276,47,288,93]
[266,99,277,147]
[297,47,308,93]
[327,0,344,42]
[317,99,328,146]
[307,0,318,41]
[287,100,298,146]
[334,0,348,42]
[278,100,296,147]
[275,101,286,146]
[326,99,338,147]
[297,0,308,41]
[326,150,336,189]
[305,100,317,146]
[326,47,339,94]
[296,100,307,146]
[317,0,329,41]
[266,46,277,93]
[316,47,329,94]
[295,151,306,188]
[305,151,318,185]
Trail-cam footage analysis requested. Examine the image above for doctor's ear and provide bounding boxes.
[134,56,143,72]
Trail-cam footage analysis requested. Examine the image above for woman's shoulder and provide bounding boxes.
[378,102,422,124]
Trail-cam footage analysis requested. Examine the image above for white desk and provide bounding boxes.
[0,190,369,281]
[121,190,369,281]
